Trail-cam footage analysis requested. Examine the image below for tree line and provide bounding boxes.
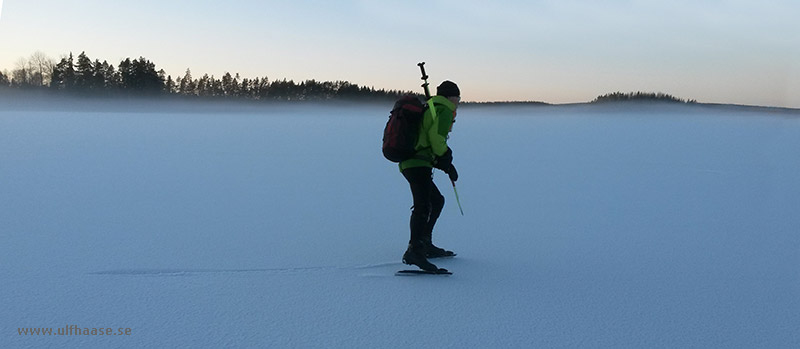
[0,51,409,101]
[2,51,703,104]
[592,91,696,104]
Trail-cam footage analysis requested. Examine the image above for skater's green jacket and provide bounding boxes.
[399,95,456,171]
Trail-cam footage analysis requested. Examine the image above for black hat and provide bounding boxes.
[436,81,460,97]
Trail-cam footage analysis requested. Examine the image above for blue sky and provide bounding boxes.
[1,0,798,107]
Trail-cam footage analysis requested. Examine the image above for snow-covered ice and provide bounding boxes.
[2,97,799,347]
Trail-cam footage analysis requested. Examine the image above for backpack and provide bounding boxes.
[382,95,426,162]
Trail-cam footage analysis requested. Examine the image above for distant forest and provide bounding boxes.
[592,91,696,104]
[0,51,411,101]
[2,51,699,104]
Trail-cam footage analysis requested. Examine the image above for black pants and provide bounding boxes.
[402,166,445,245]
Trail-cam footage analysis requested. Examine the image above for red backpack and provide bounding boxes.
[382,95,426,162]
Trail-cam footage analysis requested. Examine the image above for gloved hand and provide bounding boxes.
[446,164,458,182]
[434,147,453,171]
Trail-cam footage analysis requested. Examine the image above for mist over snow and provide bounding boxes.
[2,95,799,347]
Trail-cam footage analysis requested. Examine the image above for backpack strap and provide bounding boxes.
[427,99,438,122]
[409,100,438,163]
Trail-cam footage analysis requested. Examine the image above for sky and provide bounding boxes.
[1,0,799,107]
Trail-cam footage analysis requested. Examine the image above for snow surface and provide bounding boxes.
[2,98,799,347]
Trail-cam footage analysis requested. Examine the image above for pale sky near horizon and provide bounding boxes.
[1,0,798,107]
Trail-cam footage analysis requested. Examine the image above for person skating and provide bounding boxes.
[400,80,460,271]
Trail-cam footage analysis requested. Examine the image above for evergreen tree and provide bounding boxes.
[255,76,270,99]
[250,77,262,99]
[50,59,64,89]
[65,53,77,89]
[222,72,241,97]
[270,79,297,100]
[240,78,251,99]
[90,59,107,91]
[335,81,360,99]
[158,69,166,89]
[165,75,175,94]
[74,51,94,91]
[209,75,223,97]
[118,57,164,94]
[179,68,195,95]
[101,61,118,89]
[233,73,241,97]
[50,53,76,90]
[118,58,132,88]
[196,74,210,96]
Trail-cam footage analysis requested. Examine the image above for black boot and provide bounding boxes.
[422,228,456,258]
[424,240,456,259]
[402,241,439,272]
